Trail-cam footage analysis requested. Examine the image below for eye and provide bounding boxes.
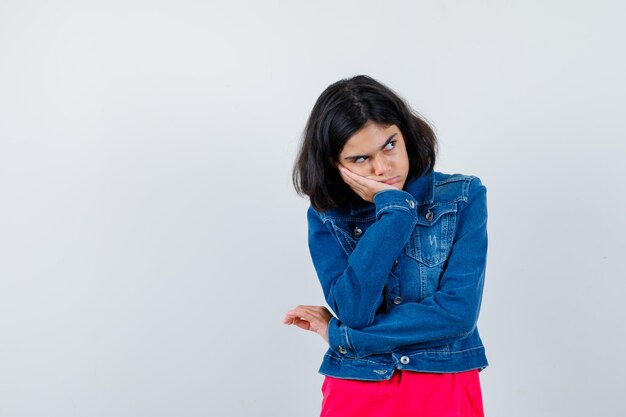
[383,140,396,151]
[354,156,368,164]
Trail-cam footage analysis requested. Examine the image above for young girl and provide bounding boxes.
[283,75,488,417]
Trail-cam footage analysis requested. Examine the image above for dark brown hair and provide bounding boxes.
[293,75,438,211]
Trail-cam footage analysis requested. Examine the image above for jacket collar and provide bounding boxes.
[405,167,435,206]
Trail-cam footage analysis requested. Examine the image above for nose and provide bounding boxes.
[371,155,390,176]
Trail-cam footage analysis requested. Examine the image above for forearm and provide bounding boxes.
[327,278,484,357]
[309,190,418,329]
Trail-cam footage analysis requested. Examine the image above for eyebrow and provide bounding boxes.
[343,133,398,161]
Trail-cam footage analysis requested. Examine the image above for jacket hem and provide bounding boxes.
[318,346,489,381]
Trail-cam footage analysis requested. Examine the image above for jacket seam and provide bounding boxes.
[375,205,413,217]
[343,325,356,356]
[435,174,476,186]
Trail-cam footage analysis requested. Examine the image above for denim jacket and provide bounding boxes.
[307,170,489,381]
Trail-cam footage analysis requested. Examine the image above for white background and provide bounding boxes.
[1,1,625,416]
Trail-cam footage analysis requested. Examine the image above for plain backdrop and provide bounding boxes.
[1,1,625,416]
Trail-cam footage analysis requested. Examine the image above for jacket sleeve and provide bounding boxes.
[308,189,418,329]
[326,177,488,358]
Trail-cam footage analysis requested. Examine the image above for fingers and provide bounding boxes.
[337,164,395,202]
[283,315,312,330]
[283,305,331,330]
[292,317,311,331]
[338,165,367,187]
[337,164,364,187]
[337,165,369,199]
[284,305,332,343]
[284,306,326,322]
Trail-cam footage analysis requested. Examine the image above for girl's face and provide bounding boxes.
[337,121,410,190]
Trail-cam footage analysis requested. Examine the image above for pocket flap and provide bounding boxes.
[415,203,458,226]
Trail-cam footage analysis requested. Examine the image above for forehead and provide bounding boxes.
[341,121,400,153]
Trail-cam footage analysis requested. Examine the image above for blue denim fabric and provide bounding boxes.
[307,170,489,381]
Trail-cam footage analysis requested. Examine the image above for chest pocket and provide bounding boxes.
[405,203,458,267]
[331,219,373,256]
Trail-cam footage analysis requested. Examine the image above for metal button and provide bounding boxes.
[353,226,362,237]
[393,259,399,268]
[338,346,347,354]
[393,296,403,305]
[425,210,434,221]
[400,356,410,365]
[408,200,415,208]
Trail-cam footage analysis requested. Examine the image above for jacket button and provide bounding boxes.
[408,200,415,208]
[425,210,434,221]
[338,346,347,354]
[353,227,362,237]
[400,356,410,365]
[393,296,403,305]
[393,259,399,268]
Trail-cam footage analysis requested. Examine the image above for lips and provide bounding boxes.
[381,176,401,185]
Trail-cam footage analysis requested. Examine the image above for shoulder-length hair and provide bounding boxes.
[293,75,438,211]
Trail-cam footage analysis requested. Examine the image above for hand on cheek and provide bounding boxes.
[336,163,396,203]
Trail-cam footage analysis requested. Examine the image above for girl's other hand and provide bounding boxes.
[336,163,397,203]
[283,305,333,343]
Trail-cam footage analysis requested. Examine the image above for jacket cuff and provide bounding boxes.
[373,189,418,219]
[328,316,356,357]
